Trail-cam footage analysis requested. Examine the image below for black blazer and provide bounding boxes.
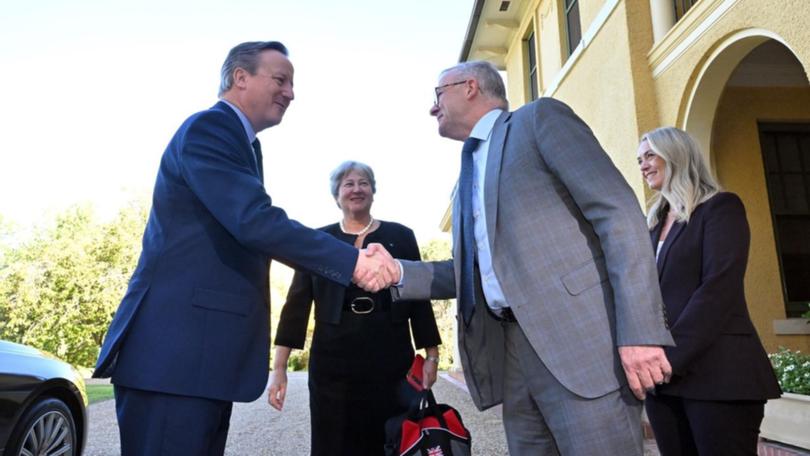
[275,221,441,350]
[651,192,780,400]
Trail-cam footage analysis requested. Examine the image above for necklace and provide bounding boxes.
[340,216,374,236]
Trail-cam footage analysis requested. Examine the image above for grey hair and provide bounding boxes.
[441,60,509,110]
[218,41,288,97]
[642,127,721,228]
[329,161,376,206]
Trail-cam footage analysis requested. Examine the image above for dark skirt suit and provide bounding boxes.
[275,221,441,456]
[647,192,781,455]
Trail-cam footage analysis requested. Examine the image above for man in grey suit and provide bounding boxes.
[383,61,675,455]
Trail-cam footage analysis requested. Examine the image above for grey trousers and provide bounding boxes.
[502,320,643,456]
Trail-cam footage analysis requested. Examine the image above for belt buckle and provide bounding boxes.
[350,297,375,314]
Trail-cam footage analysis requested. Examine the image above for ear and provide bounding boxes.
[232,67,250,90]
[464,79,480,100]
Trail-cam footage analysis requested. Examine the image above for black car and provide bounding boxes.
[0,340,87,456]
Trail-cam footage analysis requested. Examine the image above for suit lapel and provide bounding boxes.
[650,223,662,250]
[215,101,261,180]
[656,222,685,276]
[484,111,511,256]
[452,189,462,257]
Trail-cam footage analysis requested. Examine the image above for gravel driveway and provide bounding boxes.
[84,372,509,455]
[85,373,660,455]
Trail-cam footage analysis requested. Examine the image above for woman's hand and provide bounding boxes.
[422,348,440,389]
[267,368,288,411]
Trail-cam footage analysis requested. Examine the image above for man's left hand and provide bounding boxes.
[618,345,672,400]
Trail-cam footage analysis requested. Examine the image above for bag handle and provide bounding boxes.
[421,389,449,430]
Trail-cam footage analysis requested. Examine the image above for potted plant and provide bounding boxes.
[760,347,810,450]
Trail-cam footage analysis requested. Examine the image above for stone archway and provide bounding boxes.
[679,28,805,164]
[682,29,810,349]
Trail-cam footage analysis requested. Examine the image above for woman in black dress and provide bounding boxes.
[637,127,780,455]
[268,160,442,455]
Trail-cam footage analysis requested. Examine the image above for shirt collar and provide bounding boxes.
[468,109,503,143]
[220,99,257,144]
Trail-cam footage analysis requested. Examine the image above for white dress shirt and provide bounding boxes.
[468,109,509,312]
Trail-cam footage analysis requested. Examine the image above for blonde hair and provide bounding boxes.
[641,127,721,228]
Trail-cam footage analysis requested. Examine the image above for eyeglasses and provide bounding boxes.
[433,80,469,105]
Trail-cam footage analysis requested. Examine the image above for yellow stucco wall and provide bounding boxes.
[648,0,810,352]
[504,24,529,107]
[501,0,659,200]
[652,0,810,128]
[713,86,810,352]
[551,1,651,199]
[464,0,810,352]
[538,0,565,91]
[577,0,603,37]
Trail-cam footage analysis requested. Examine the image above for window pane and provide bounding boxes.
[801,134,810,168]
[783,174,808,213]
[777,135,802,172]
[767,174,786,213]
[527,32,536,69]
[566,0,581,55]
[777,217,810,302]
[761,133,780,171]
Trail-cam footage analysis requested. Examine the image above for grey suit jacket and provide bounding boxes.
[395,98,673,410]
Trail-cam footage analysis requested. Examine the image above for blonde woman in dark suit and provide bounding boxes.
[637,127,781,455]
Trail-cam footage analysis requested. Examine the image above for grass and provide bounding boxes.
[86,384,115,404]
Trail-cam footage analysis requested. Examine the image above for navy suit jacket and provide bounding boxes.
[93,101,358,402]
[652,192,780,400]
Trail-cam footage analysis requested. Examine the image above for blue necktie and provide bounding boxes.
[458,137,480,326]
[252,138,264,183]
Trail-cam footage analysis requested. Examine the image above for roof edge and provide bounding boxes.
[459,0,487,62]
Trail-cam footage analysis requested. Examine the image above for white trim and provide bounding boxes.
[773,318,810,335]
[544,0,620,97]
[652,0,738,78]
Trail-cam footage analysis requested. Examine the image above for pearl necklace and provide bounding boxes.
[340,216,374,236]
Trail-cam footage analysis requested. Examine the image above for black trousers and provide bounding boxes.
[114,384,233,456]
[645,393,765,456]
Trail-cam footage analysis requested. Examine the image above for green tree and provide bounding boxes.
[0,201,147,367]
[418,237,456,370]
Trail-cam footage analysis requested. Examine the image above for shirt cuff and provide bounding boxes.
[395,259,404,287]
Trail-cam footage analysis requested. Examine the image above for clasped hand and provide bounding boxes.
[352,243,400,292]
[618,345,673,400]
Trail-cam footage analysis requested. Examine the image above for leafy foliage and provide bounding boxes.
[0,203,460,374]
[770,347,810,395]
[417,237,456,371]
[0,201,147,367]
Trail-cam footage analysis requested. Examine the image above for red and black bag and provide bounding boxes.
[384,389,471,456]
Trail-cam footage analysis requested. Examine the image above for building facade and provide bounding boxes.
[452,0,810,352]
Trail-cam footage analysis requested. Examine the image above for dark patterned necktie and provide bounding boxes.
[458,137,481,326]
[252,138,264,184]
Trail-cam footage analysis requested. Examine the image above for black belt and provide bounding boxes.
[499,307,517,323]
[342,296,391,314]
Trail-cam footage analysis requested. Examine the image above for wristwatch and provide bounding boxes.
[425,355,440,364]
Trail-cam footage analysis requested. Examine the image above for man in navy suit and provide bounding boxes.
[93,41,391,455]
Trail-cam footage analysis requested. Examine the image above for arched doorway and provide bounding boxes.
[681,30,810,349]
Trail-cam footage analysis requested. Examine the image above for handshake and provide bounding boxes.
[351,243,401,292]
